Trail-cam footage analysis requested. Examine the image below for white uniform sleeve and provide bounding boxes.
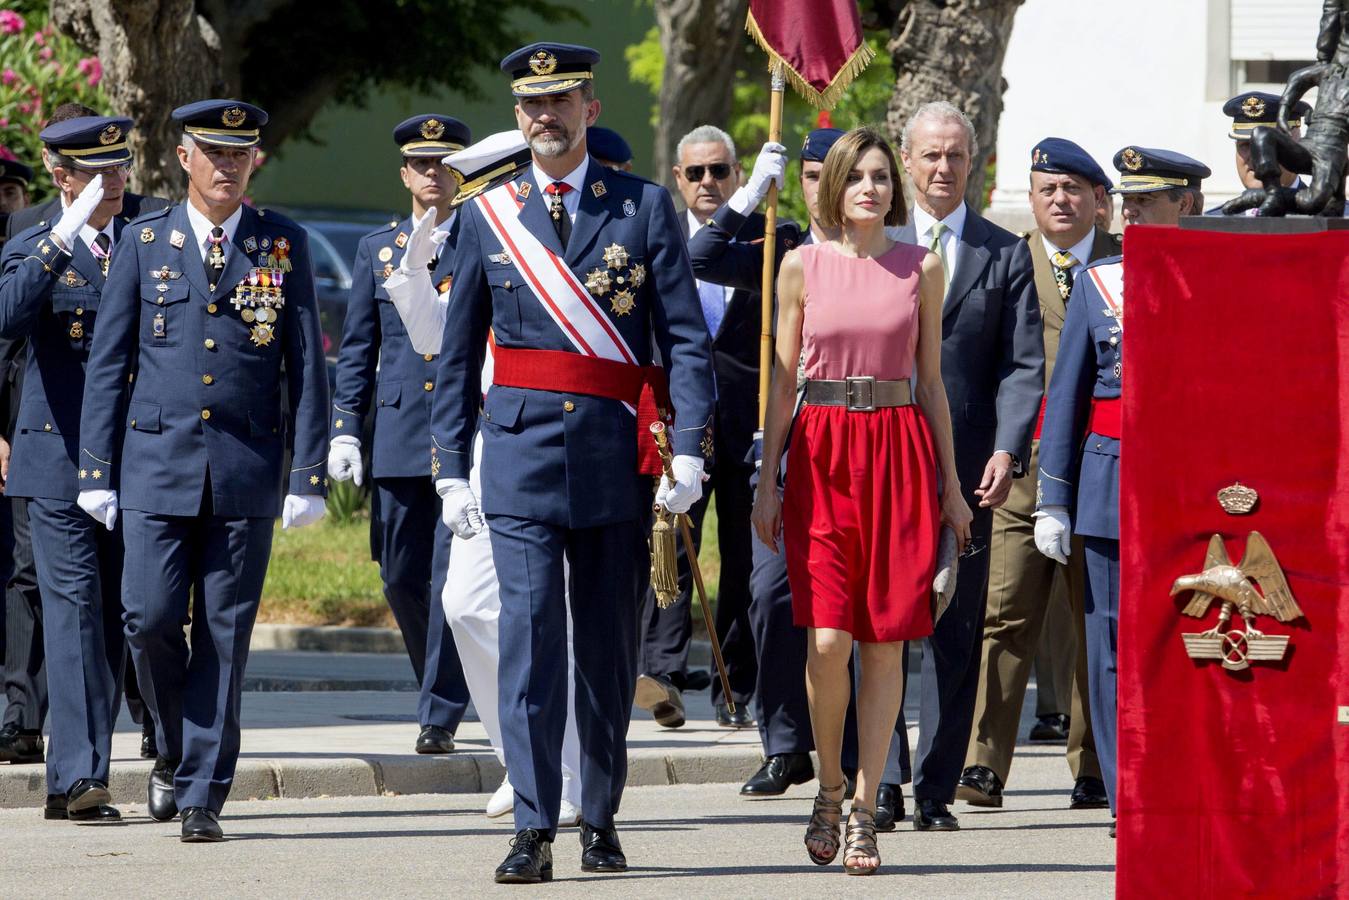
[383,266,448,355]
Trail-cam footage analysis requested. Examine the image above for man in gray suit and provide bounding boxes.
[892,101,1044,831]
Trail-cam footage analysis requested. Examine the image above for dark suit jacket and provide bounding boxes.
[685,202,804,468]
[896,207,1044,491]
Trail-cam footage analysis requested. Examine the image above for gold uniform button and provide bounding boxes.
[423,381,434,392]
[204,339,216,349]
[75,307,84,315]
[423,353,434,362]
[208,283,216,292]
[202,374,214,385]
[43,423,52,432]
[207,303,218,314]
[504,280,512,288]
[563,401,575,412]
[201,409,211,420]
[157,297,164,305]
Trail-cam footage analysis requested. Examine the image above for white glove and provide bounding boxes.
[437,477,484,538]
[727,142,786,215]
[77,488,118,530]
[1033,506,1072,564]
[327,436,363,486]
[282,493,326,530]
[398,208,451,275]
[656,454,706,515]
[50,174,104,251]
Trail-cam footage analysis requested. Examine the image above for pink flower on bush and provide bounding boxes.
[0,10,25,35]
[32,28,44,46]
[0,146,17,163]
[0,69,18,87]
[38,47,53,62]
[77,57,102,87]
[17,101,32,115]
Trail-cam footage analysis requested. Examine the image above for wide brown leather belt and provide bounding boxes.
[803,377,913,411]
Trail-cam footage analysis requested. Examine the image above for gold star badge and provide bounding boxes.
[92,469,103,480]
[585,268,612,297]
[140,227,155,243]
[309,474,320,486]
[335,418,344,429]
[39,241,51,256]
[79,468,88,479]
[610,289,635,316]
[603,243,629,270]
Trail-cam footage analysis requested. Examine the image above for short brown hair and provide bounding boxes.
[816,127,907,230]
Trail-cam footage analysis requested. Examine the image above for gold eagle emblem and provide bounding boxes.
[1241,96,1266,119]
[421,118,445,140]
[222,106,247,128]
[98,124,122,145]
[529,50,558,76]
[1121,148,1144,172]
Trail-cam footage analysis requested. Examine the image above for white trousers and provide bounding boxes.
[442,435,582,805]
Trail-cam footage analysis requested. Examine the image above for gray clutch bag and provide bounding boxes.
[931,527,959,625]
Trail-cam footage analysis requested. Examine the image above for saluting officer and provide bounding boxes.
[328,114,472,755]
[77,100,330,843]
[432,43,715,883]
[1035,146,1210,836]
[0,116,140,823]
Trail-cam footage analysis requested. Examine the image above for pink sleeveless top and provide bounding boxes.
[798,241,926,381]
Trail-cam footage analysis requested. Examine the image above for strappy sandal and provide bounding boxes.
[844,806,880,876]
[804,782,844,865]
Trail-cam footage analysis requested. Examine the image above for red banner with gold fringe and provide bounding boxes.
[746,0,873,108]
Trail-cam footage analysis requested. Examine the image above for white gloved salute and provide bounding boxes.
[1034,505,1073,564]
[437,477,484,538]
[50,174,104,252]
[281,494,326,530]
[77,488,118,530]
[384,209,451,355]
[656,455,706,515]
[727,141,787,215]
[398,207,451,275]
[327,436,364,486]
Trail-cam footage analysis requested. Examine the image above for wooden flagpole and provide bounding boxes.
[758,61,786,429]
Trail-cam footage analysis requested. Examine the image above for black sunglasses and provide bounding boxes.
[682,163,733,182]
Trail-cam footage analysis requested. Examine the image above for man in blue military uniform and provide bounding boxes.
[1208,92,1312,215]
[586,126,633,172]
[328,114,471,755]
[1035,146,1210,838]
[77,99,329,843]
[0,115,142,823]
[432,43,715,883]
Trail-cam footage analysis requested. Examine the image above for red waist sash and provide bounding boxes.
[1087,397,1121,440]
[490,346,672,476]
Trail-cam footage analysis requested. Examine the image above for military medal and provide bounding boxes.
[630,263,646,288]
[153,312,166,338]
[378,247,394,263]
[69,320,84,340]
[585,268,612,296]
[242,308,256,323]
[603,243,629,269]
[610,288,635,316]
[244,236,258,253]
[140,227,155,244]
[251,323,275,347]
[169,230,185,248]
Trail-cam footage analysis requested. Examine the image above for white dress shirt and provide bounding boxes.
[531,158,588,223]
[912,200,968,285]
[1039,228,1096,277]
[185,201,244,262]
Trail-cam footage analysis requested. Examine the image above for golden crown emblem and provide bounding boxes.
[1241,96,1266,118]
[1217,482,1259,515]
[98,124,122,146]
[421,118,445,140]
[221,106,247,128]
[1121,148,1144,171]
[529,50,558,76]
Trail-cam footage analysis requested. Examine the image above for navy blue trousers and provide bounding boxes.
[27,498,125,794]
[121,508,272,813]
[747,527,813,756]
[3,497,47,731]
[489,514,640,838]
[1082,536,1118,813]
[372,477,469,730]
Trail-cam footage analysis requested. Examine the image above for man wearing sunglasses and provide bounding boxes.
[632,126,759,733]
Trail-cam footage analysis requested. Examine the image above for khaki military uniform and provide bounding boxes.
[965,226,1121,785]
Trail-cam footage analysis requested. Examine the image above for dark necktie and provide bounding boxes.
[544,181,572,249]
[205,226,226,290]
[91,232,112,277]
[1051,250,1078,302]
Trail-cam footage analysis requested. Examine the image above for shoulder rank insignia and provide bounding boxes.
[244,236,258,253]
[141,227,155,244]
[169,229,185,249]
[378,246,394,263]
[622,198,636,217]
[516,181,532,201]
[394,232,408,249]
[591,181,607,198]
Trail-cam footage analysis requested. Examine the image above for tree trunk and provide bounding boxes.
[885,0,1024,209]
[654,0,749,194]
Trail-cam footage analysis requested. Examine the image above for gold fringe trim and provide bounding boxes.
[745,9,875,109]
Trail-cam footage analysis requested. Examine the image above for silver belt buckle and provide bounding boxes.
[845,376,876,411]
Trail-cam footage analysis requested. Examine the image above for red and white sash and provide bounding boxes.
[475,181,638,414]
[1087,261,1124,331]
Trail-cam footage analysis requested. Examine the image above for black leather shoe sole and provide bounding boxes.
[1070,795,1110,810]
[580,858,628,873]
[67,784,112,814]
[495,867,553,884]
[912,813,960,832]
[181,831,225,843]
[955,782,1004,808]
[69,805,122,824]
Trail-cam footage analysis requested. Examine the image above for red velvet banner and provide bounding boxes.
[1120,225,1349,897]
[746,0,873,108]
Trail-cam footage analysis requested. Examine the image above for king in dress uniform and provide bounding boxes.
[1035,146,1210,834]
[430,44,715,883]
[327,114,472,755]
[76,100,330,843]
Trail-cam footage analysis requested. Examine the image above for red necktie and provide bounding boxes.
[544,182,572,248]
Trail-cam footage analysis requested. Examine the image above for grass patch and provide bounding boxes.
[260,516,392,627]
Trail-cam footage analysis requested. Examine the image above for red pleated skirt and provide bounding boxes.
[782,404,941,643]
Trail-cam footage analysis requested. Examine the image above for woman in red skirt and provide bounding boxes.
[752,127,971,875]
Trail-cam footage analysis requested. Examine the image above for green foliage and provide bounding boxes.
[261,517,389,626]
[325,477,370,525]
[625,25,663,127]
[0,2,111,203]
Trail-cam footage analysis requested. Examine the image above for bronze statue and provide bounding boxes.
[1223,0,1349,217]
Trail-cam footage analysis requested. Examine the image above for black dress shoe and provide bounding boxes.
[714,702,755,729]
[740,752,814,796]
[0,724,44,764]
[44,793,121,823]
[684,669,712,692]
[140,723,158,760]
[415,725,455,754]
[495,829,553,884]
[912,798,959,831]
[181,807,224,842]
[634,674,685,728]
[875,782,905,831]
[148,758,179,822]
[1029,713,1070,743]
[1070,775,1109,809]
[67,779,112,814]
[579,821,627,873]
[955,765,1005,808]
